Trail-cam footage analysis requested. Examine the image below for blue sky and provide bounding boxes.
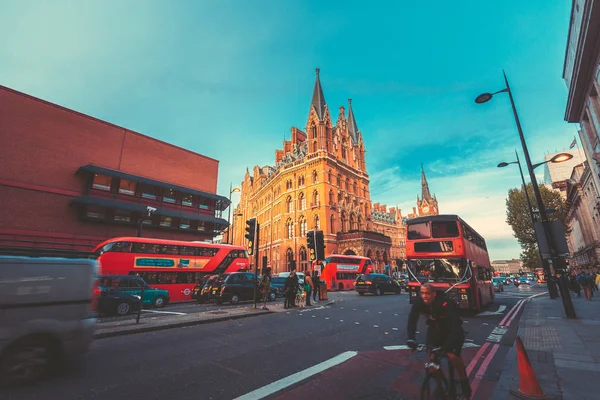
[0,0,576,260]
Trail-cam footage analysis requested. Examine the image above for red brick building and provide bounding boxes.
[0,85,230,254]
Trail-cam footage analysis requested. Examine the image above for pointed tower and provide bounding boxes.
[306,68,332,154]
[347,99,359,144]
[417,164,439,216]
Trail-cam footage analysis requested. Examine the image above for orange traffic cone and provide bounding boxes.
[509,336,548,399]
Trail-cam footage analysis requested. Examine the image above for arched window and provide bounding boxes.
[312,190,319,206]
[337,174,342,187]
[287,218,294,239]
[358,216,363,230]
[286,196,293,213]
[298,176,305,187]
[312,170,318,184]
[341,211,347,233]
[299,216,307,237]
[346,178,350,192]
[328,170,332,183]
[350,213,356,230]
[337,192,342,202]
[314,215,320,230]
[330,215,336,233]
[286,247,294,270]
[353,182,357,194]
[312,142,317,152]
[329,190,334,204]
[298,193,306,210]
[309,123,316,139]
[299,246,308,271]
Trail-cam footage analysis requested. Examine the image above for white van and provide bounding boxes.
[0,256,99,387]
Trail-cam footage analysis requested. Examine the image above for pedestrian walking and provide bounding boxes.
[304,270,313,306]
[312,270,320,303]
[578,271,593,301]
[284,271,298,308]
[260,267,272,310]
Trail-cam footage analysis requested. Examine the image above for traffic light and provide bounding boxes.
[307,230,316,261]
[245,218,257,256]
[315,230,325,261]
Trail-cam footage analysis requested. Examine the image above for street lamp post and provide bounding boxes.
[230,212,243,245]
[227,184,240,244]
[137,206,157,237]
[477,70,576,318]
[498,150,573,278]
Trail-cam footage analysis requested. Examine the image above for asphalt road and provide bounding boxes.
[3,283,545,400]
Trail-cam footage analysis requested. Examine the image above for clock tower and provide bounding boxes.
[417,164,438,216]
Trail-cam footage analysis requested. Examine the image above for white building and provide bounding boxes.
[491,259,523,275]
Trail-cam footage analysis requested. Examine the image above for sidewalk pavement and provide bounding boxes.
[94,299,336,339]
[493,292,600,400]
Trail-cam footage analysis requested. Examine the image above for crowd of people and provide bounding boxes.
[569,269,600,300]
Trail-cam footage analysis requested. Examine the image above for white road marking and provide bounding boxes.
[340,320,344,322]
[373,325,379,328]
[312,315,316,318]
[478,305,507,316]
[234,351,358,400]
[378,312,382,314]
[486,326,508,343]
[355,322,360,325]
[141,310,187,315]
[384,342,480,351]
[325,317,330,320]
[394,313,398,316]
[392,328,398,331]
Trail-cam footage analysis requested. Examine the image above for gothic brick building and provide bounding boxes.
[232,69,402,273]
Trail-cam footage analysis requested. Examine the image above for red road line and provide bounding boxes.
[498,299,524,326]
[470,343,500,396]
[465,342,491,377]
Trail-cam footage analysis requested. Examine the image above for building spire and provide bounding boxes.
[347,98,359,144]
[310,68,326,121]
[421,163,433,201]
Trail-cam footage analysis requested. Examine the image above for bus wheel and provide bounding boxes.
[153,296,166,308]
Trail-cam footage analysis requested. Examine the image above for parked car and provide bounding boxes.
[97,275,170,308]
[191,274,219,304]
[492,278,504,292]
[210,272,277,305]
[97,285,142,317]
[394,274,409,291]
[0,256,99,388]
[355,273,401,296]
[269,276,287,298]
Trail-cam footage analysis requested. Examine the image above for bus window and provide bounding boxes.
[432,221,459,238]
[408,222,431,239]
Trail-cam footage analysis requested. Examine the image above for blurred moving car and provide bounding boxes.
[355,273,401,296]
[492,278,504,292]
[97,275,170,308]
[0,256,99,388]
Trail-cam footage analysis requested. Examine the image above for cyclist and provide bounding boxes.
[406,283,471,398]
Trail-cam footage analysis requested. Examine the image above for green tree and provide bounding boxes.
[505,183,567,270]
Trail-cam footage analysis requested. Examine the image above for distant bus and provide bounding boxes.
[320,255,374,291]
[92,237,250,303]
[535,268,546,283]
[405,215,494,310]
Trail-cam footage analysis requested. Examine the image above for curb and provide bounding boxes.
[94,310,274,339]
[94,299,337,339]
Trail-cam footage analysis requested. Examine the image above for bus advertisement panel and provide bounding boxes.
[92,237,250,303]
[320,255,374,291]
[405,215,494,310]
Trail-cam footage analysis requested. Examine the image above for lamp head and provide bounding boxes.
[497,162,510,168]
[231,187,241,193]
[475,93,493,104]
[549,153,573,163]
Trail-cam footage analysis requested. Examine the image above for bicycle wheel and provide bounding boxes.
[421,372,449,400]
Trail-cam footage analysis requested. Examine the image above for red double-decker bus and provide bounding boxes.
[319,255,374,291]
[405,215,494,310]
[92,237,250,303]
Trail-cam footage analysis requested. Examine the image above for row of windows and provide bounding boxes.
[132,272,201,285]
[84,207,212,231]
[101,241,247,258]
[91,173,212,209]
[461,222,488,251]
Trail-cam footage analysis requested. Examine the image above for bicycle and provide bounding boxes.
[412,344,467,400]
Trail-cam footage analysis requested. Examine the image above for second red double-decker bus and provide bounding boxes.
[92,237,250,303]
[319,255,374,291]
[405,215,494,310]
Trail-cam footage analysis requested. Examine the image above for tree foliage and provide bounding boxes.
[505,183,567,270]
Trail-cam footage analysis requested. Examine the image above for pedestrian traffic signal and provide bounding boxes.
[245,218,258,256]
